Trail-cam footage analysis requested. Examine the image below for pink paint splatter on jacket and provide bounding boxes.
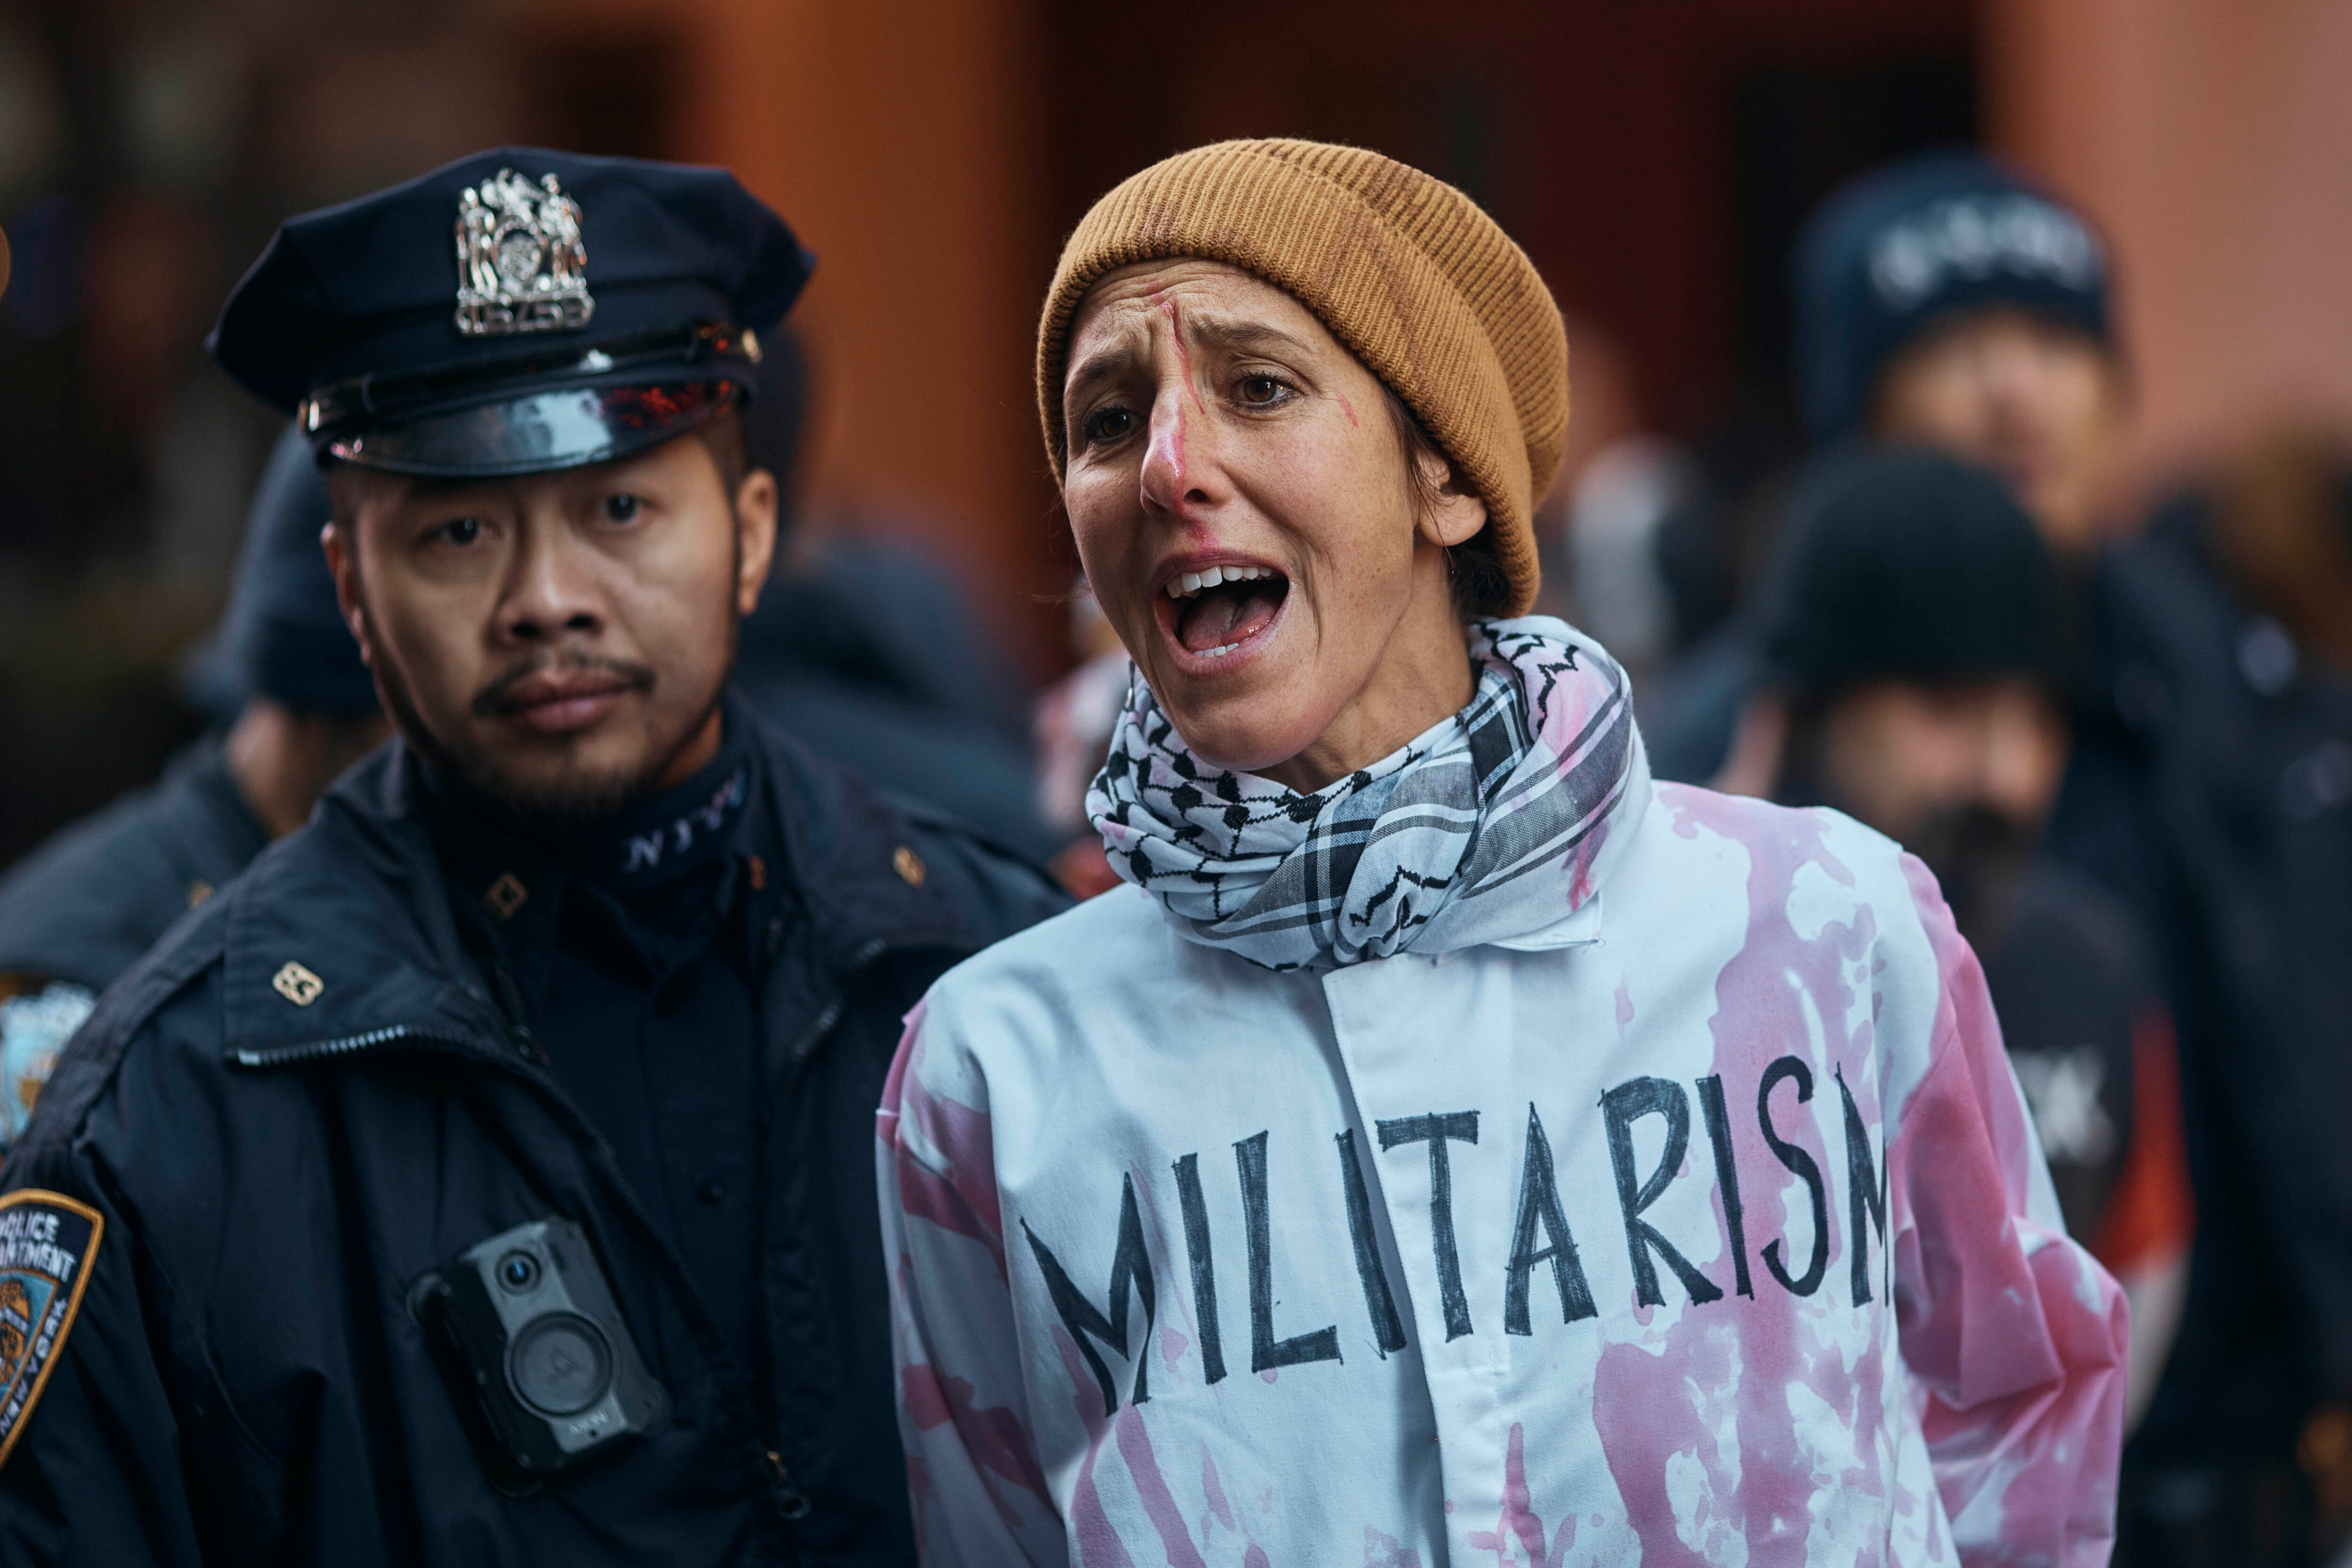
[878,756,2126,1565]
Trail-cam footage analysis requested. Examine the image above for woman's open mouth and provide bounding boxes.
[1155,563,1290,666]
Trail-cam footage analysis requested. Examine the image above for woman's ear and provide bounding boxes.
[1415,450,1488,548]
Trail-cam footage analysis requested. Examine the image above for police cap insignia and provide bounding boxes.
[0,1191,103,1467]
[454,169,594,337]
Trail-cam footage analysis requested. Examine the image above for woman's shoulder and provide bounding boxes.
[1639,779,1911,884]
[1625,779,1940,966]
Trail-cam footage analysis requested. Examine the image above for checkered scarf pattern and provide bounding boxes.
[1088,617,1639,971]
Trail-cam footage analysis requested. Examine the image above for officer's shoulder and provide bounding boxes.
[879,789,1072,945]
[744,704,1070,944]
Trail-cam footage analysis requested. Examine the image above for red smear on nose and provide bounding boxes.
[1139,289,1200,521]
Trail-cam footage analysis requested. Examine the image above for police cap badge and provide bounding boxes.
[207,147,813,479]
[455,169,594,337]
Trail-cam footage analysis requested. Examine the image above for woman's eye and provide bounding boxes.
[434,517,484,547]
[1236,374,1289,407]
[1083,406,1136,446]
[603,493,643,523]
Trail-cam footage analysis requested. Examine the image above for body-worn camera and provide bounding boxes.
[410,1218,670,1477]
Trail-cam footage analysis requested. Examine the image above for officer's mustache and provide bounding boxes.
[471,653,658,718]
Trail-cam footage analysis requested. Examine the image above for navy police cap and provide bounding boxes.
[207,147,813,478]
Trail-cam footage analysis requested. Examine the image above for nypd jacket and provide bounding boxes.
[0,715,1065,1566]
[881,768,2131,1564]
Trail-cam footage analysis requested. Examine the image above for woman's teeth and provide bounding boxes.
[1166,564,1275,598]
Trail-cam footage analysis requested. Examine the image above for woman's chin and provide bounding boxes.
[1153,693,1334,783]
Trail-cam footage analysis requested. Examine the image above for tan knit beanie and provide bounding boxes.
[1036,138,1568,618]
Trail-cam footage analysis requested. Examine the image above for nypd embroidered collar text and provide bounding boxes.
[618,765,747,881]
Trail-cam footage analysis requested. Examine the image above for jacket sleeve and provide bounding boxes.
[1889,854,2129,1568]
[0,1145,206,1568]
[877,999,1067,1566]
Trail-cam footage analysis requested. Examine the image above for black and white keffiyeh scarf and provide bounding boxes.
[1087,616,1645,971]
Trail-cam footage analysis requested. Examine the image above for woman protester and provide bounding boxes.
[879,140,2127,1566]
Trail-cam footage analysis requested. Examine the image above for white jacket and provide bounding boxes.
[880,760,2127,1565]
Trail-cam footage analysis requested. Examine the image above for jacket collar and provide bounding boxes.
[217,692,973,1062]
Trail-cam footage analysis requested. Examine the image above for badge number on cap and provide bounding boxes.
[454,169,594,337]
[0,1190,104,1468]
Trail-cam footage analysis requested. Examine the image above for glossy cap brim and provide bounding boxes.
[323,379,739,478]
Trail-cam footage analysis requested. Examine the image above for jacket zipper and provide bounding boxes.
[230,1022,479,1069]
[778,936,890,1063]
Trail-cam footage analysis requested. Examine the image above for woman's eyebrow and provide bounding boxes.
[1187,319,1313,358]
[1064,343,1136,407]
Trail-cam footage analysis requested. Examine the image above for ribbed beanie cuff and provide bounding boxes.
[1036,139,1568,617]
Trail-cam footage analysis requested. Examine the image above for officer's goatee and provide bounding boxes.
[375,646,722,829]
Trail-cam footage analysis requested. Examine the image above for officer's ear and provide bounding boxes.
[732,466,778,618]
[319,519,376,669]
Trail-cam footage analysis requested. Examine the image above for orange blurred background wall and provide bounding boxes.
[1987,0,2352,490]
[504,0,2352,671]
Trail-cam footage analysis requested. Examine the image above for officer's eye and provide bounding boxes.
[433,517,485,548]
[603,493,643,524]
[1081,405,1135,447]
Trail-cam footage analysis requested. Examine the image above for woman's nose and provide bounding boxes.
[1139,391,1220,518]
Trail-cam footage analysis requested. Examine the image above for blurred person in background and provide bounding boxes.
[1766,146,2352,1568]
[1748,446,2193,1433]
[733,328,1058,863]
[2094,428,2352,1568]
[1543,316,1698,690]
[0,422,386,1150]
[1029,578,1130,896]
[0,149,1062,1565]
[1647,150,2126,790]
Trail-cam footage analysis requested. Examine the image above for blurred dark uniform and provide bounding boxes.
[0,149,1065,1565]
[727,331,1057,862]
[2079,461,2352,1567]
[0,424,373,1144]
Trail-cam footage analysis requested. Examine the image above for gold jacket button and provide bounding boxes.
[892,845,926,888]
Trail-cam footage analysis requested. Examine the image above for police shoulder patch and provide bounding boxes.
[0,1189,102,1467]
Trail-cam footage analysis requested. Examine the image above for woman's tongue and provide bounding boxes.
[1176,579,1284,653]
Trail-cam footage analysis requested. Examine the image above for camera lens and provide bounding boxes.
[495,1251,540,1293]
[508,1313,614,1416]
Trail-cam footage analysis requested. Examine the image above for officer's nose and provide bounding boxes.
[498,522,606,644]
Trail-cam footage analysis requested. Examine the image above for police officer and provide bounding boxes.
[0,149,1064,1564]
[0,424,387,1146]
